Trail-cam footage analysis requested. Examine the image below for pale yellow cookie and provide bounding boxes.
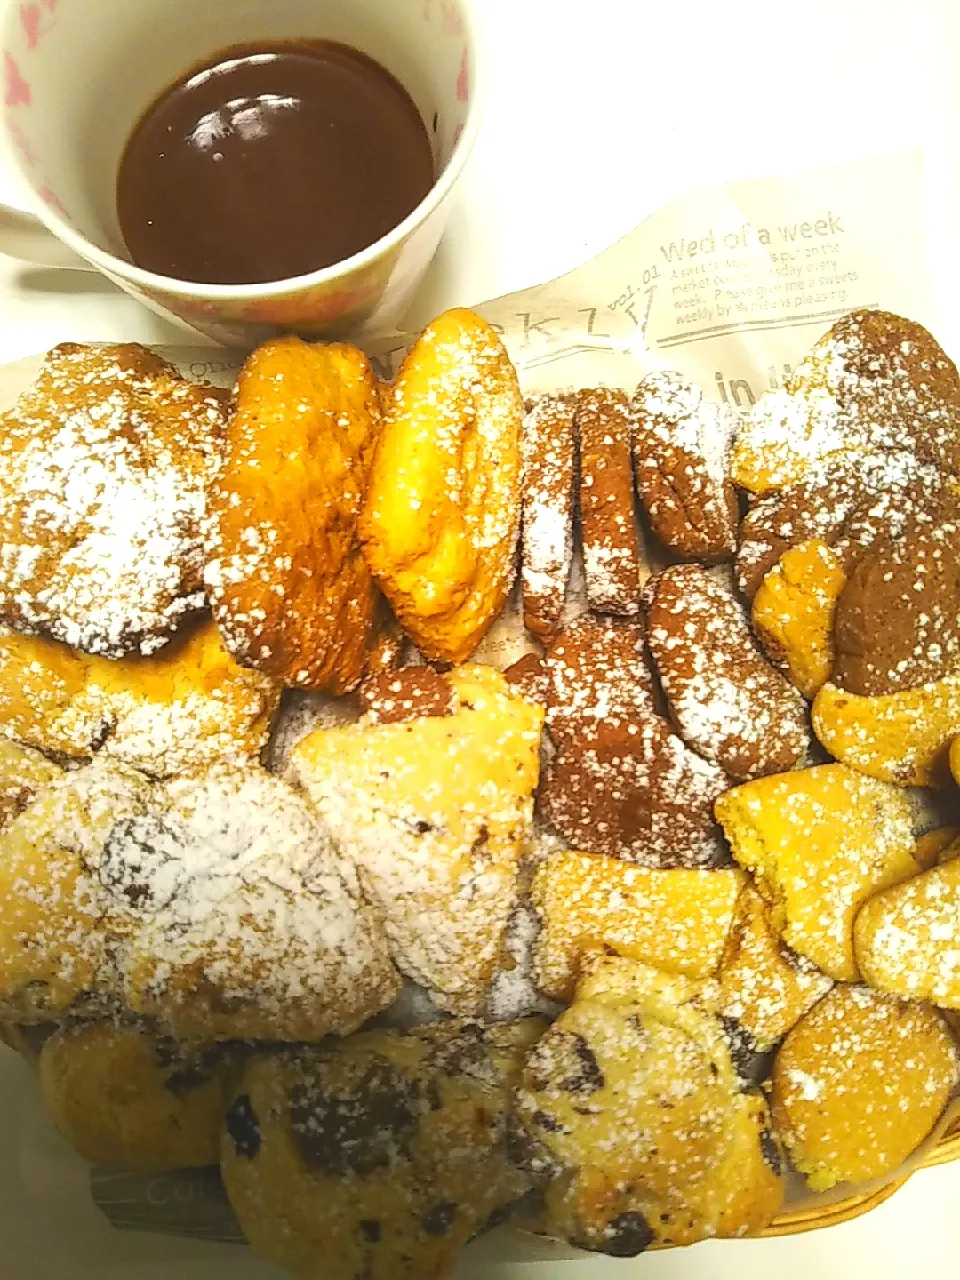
[531,850,745,1001]
[813,675,960,788]
[751,539,846,698]
[515,957,784,1253]
[717,885,833,1052]
[855,857,960,1006]
[715,764,918,980]
[771,985,958,1191]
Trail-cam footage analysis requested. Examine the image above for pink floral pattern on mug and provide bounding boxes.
[3,51,29,105]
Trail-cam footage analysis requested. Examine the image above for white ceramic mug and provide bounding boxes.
[0,0,482,345]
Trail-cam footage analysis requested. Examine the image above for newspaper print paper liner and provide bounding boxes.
[0,149,956,1272]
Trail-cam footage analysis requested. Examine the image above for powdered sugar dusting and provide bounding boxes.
[0,344,225,657]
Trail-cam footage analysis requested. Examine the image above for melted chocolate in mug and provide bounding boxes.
[116,41,434,285]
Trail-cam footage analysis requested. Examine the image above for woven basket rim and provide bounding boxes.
[755,1118,960,1236]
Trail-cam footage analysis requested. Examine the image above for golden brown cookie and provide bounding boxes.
[631,372,739,561]
[206,336,382,693]
[531,850,745,1000]
[0,343,225,657]
[542,614,654,749]
[38,1022,228,1171]
[360,309,524,664]
[0,616,280,777]
[645,565,809,779]
[855,857,960,1006]
[291,665,543,1014]
[540,714,730,868]
[0,760,153,1022]
[715,764,918,981]
[576,388,642,615]
[514,958,783,1254]
[521,394,576,636]
[812,674,960,788]
[717,885,833,1053]
[750,539,846,699]
[771,985,958,1191]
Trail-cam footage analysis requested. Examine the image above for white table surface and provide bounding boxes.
[0,0,958,1276]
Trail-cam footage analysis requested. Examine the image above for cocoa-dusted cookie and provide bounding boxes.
[788,309,960,478]
[359,667,455,724]
[575,388,642,615]
[521,394,577,637]
[631,372,739,561]
[645,565,809,779]
[542,614,654,749]
[832,497,960,696]
[539,714,730,868]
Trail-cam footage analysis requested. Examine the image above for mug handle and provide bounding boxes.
[0,204,95,270]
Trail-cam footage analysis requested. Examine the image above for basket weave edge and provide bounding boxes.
[756,1119,960,1236]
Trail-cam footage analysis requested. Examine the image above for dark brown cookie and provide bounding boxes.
[359,667,455,724]
[543,614,655,749]
[833,497,960,695]
[521,394,577,637]
[631,372,739,562]
[645,565,809,779]
[575,388,642,615]
[539,716,730,868]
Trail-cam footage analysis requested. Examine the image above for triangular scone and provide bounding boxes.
[715,764,918,981]
[290,665,544,1014]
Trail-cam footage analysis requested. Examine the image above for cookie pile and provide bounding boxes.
[0,308,959,1280]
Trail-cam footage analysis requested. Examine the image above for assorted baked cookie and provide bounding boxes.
[513,957,784,1253]
[1,307,960,1278]
[291,665,543,1014]
[360,309,524,663]
[0,616,280,776]
[645,563,809,778]
[771,985,959,1191]
[206,336,382,693]
[531,851,745,999]
[631,371,740,561]
[750,539,846,699]
[221,1019,543,1280]
[715,764,918,981]
[0,343,226,658]
[0,760,400,1039]
[855,856,960,1006]
[576,387,643,614]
